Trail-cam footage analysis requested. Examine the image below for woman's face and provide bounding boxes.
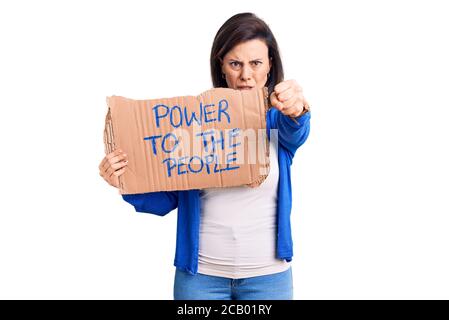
[221,39,272,91]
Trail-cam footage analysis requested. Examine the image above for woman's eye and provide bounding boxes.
[252,61,262,66]
[230,62,240,67]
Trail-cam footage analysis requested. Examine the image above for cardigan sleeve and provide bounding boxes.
[268,108,311,161]
[122,191,179,216]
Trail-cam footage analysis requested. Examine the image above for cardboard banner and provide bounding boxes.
[104,87,270,194]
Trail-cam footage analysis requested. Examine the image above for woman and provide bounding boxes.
[99,12,311,300]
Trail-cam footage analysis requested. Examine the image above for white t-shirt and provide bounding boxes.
[198,139,291,279]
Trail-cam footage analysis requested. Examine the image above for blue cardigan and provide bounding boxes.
[122,108,311,275]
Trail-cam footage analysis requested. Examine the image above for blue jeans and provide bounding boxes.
[174,267,293,300]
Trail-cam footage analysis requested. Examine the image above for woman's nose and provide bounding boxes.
[240,66,252,80]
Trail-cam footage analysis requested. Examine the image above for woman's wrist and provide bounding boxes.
[289,103,310,120]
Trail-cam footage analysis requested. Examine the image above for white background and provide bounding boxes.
[1,0,448,299]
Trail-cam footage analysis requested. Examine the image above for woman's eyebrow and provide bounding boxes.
[229,58,263,62]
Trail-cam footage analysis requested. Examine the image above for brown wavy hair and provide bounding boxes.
[210,12,284,96]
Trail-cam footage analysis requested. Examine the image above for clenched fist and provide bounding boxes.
[270,79,310,119]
